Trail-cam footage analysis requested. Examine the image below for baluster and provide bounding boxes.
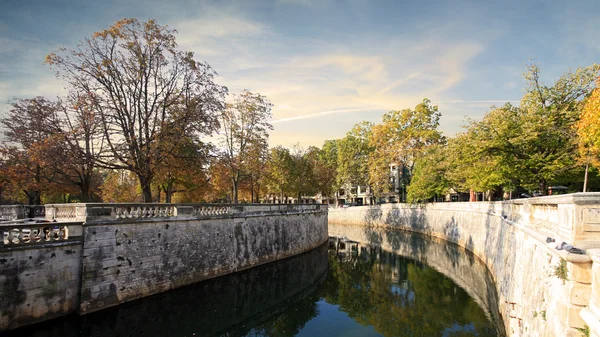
[3,230,9,244]
[60,226,69,240]
[43,227,51,241]
[11,228,20,244]
[22,229,31,243]
[52,227,60,240]
[32,228,42,242]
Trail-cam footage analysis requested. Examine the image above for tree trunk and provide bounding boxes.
[25,190,41,205]
[539,179,547,196]
[165,181,174,203]
[584,163,589,193]
[469,189,476,202]
[232,179,239,203]
[80,183,90,203]
[137,174,153,203]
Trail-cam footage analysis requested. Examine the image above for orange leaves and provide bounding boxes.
[576,77,600,167]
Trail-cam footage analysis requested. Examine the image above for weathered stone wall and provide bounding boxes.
[79,209,328,313]
[0,204,327,331]
[329,198,599,337]
[0,222,82,331]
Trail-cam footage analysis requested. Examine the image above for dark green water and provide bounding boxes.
[2,227,503,337]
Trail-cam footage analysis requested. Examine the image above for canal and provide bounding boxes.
[3,224,504,337]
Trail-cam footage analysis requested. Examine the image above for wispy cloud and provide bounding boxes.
[271,107,378,124]
[437,100,519,103]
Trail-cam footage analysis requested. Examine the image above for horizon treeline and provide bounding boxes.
[1,18,599,205]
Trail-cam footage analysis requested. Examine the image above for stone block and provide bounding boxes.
[568,261,592,284]
[563,281,592,306]
[555,299,586,328]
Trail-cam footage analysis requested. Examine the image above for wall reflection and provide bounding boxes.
[327,223,505,337]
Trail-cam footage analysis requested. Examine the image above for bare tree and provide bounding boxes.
[46,18,226,202]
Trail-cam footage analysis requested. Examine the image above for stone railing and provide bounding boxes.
[0,205,46,221]
[0,205,26,221]
[421,193,600,248]
[44,203,324,223]
[502,193,600,248]
[1,221,80,246]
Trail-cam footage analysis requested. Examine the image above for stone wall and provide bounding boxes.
[329,195,600,337]
[0,203,328,331]
[79,208,328,313]
[0,222,83,331]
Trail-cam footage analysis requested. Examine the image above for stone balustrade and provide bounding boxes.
[0,205,46,221]
[44,202,323,223]
[1,221,82,246]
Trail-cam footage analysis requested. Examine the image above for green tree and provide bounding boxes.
[46,18,226,202]
[308,140,339,202]
[369,99,445,199]
[515,64,598,193]
[288,145,317,201]
[451,104,520,196]
[336,122,374,195]
[264,146,294,202]
[407,143,450,203]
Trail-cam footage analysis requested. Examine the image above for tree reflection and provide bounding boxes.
[319,242,498,337]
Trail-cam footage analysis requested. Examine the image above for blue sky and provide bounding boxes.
[1,0,599,147]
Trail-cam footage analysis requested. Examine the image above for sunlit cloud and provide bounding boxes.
[271,107,379,124]
[2,0,598,148]
[437,100,519,103]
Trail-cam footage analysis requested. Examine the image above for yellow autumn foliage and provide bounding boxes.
[576,77,600,168]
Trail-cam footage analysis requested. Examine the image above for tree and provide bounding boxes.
[337,122,374,193]
[154,136,212,203]
[406,144,450,203]
[575,76,600,192]
[219,90,273,203]
[264,146,294,202]
[288,145,317,201]
[0,97,65,204]
[463,65,599,194]
[243,139,269,203]
[46,18,226,202]
[369,99,445,199]
[100,170,140,202]
[1,96,104,203]
[452,104,520,198]
[308,140,339,202]
[516,64,599,193]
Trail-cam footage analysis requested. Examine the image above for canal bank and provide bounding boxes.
[329,194,600,337]
[0,203,328,331]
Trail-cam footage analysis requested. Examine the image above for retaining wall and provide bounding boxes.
[0,203,328,331]
[329,193,600,337]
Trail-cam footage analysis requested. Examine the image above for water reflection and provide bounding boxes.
[3,225,504,337]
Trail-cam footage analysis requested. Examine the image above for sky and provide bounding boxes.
[0,0,599,147]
